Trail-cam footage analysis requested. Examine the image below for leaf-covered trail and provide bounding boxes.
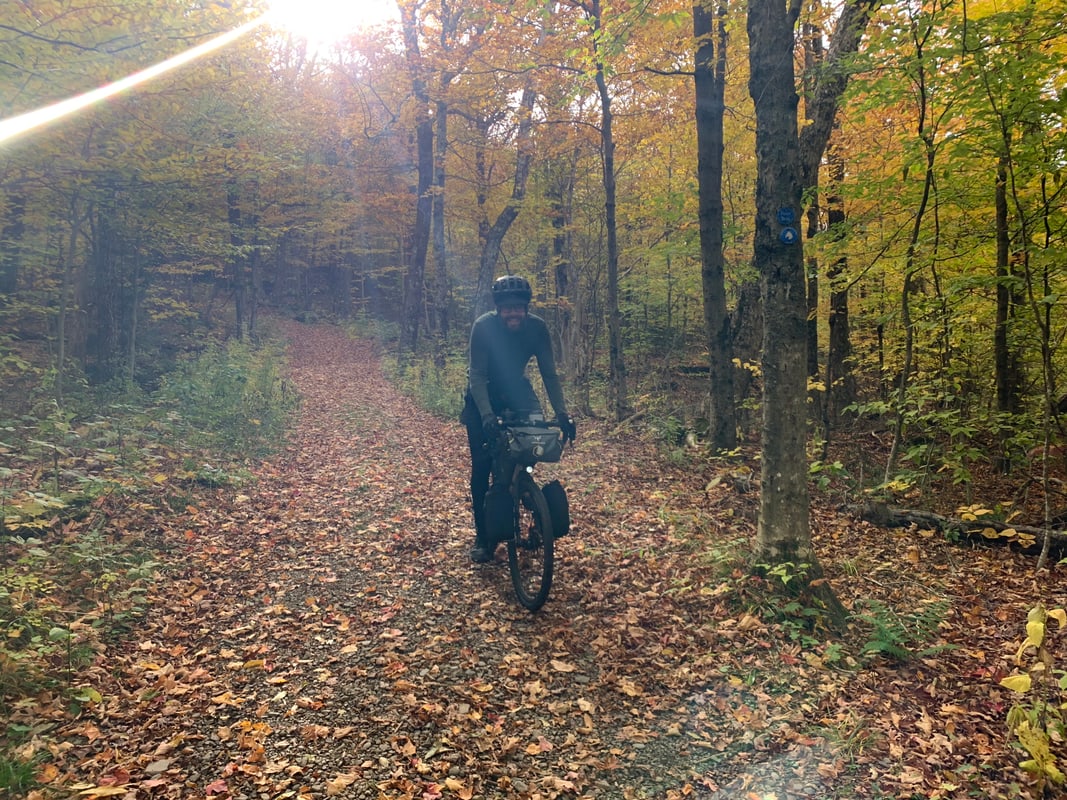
[39,323,1055,800]
[66,323,760,800]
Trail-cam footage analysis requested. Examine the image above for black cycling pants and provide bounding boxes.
[465,418,492,544]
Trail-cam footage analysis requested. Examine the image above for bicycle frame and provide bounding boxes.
[490,419,567,611]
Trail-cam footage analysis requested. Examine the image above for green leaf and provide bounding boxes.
[73,687,102,704]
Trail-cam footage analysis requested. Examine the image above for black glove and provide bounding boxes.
[557,414,577,443]
[481,414,502,443]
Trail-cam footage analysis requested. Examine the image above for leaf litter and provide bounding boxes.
[11,321,1066,799]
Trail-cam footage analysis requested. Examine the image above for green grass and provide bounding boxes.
[0,749,37,796]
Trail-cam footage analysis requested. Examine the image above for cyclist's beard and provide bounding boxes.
[500,311,526,331]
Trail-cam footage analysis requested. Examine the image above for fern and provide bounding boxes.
[854,598,954,662]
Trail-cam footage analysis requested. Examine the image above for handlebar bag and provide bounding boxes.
[506,426,563,464]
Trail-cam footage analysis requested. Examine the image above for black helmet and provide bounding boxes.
[491,275,532,306]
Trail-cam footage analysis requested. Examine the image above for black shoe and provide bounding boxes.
[469,544,493,563]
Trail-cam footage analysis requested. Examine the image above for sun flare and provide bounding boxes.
[266,0,398,47]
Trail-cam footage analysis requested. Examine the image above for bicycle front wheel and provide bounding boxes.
[507,473,554,611]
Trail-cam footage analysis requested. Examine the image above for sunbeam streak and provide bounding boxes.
[0,17,266,148]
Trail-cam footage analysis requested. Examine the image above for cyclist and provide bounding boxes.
[460,275,576,563]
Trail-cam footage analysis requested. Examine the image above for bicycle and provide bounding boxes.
[485,416,571,611]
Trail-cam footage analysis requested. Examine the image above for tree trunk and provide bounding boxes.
[428,0,454,339]
[805,204,820,381]
[88,206,123,384]
[404,125,432,356]
[591,0,629,421]
[400,4,433,356]
[747,0,848,632]
[473,123,492,316]
[473,54,542,318]
[797,0,882,190]
[802,21,823,383]
[859,502,1067,557]
[885,33,937,485]
[731,280,763,434]
[127,251,140,388]
[56,200,84,406]
[248,234,260,341]
[796,0,880,423]
[227,180,246,341]
[994,156,1020,418]
[0,194,24,298]
[694,0,736,452]
[548,151,586,413]
[432,96,450,339]
[551,178,572,353]
[825,140,855,422]
[474,127,531,316]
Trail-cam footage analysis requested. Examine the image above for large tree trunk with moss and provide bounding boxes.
[747,0,843,624]
[748,0,809,563]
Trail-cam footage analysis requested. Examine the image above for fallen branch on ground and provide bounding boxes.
[857,502,1067,554]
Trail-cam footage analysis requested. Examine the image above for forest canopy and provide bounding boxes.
[1,0,1065,496]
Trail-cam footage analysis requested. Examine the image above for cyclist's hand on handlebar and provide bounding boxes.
[482,414,503,442]
[557,414,577,443]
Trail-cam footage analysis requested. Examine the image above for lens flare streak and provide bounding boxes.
[0,17,266,147]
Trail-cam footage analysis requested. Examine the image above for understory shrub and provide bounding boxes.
[1,329,299,713]
[153,337,297,457]
[386,348,466,421]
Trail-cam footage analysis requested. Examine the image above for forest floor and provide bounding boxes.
[10,321,1066,800]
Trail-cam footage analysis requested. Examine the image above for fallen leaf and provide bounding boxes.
[325,772,358,796]
[737,613,762,631]
[1000,674,1031,693]
[444,776,475,798]
[78,788,128,798]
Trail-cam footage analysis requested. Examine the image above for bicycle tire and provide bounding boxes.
[507,472,554,611]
